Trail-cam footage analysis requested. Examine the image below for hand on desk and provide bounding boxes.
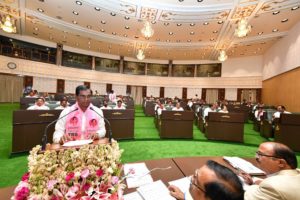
[168,185,184,200]
[59,134,73,144]
[238,171,262,185]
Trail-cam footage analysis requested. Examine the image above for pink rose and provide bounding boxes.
[65,172,75,182]
[111,176,119,185]
[21,172,30,182]
[65,185,79,199]
[82,183,90,191]
[96,169,104,177]
[47,180,57,190]
[81,169,90,179]
[14,186,30,200]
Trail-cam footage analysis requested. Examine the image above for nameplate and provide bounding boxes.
[112,112,122,115]
[174,113,182,116]
[221,115,230,118]
[39,113,55,117]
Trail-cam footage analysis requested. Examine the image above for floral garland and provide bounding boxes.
[12,141,126,200]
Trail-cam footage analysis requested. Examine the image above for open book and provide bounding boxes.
[223,156,265,175]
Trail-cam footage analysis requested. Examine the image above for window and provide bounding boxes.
[147,63,169,76]
[62,51,92,70]
[95,57,119,73]
[123,61,145,75]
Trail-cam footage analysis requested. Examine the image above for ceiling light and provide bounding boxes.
[75,1,82,5]
[234,18,251,37]
[100,29,105,32]
[217,20,223,24]
[125,26,130,29]
[197,0,203,2]
[141,21,154,38]
[34,27,39,31]
[218,50,227,62]
[203,22,209,25]
[0,15,17,33]
[281,18,288,23]
[164,22,169,26]
[272,11,280,15]
[73,11,79,15]
[210,38,215,41]
[190,31,195,35]
[258,32,263,35]
[112,32,116,35]
[124,16,130,20]
[87,25,92,29]
[100,20,106,24]
[37,8,44,12]
[94,7,100,11]
[187,39,191,42]
[110,12,116,16]
[212,30,218,33]
[151,21,156,24]
[166,39,170,42]
[177,23,182,26]
[72,20,77,24]
[136,49,145,60]
[190,23,195,26]
[272,28,278,32]
[169,32,173,35]
[291,6,299,11]
[123,34,127,37]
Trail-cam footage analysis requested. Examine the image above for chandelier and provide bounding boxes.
[0,15,17,33]
[234,18,251,38]
[141,21,154,38]
[218,50,228,62]
[136,49,145,60]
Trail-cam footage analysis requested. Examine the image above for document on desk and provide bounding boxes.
[62,139,93,147]
[124,163,153,188]
[168,177,191,193]
[123,192,143,200]
[223,156,265,175]
[137,180,176,200]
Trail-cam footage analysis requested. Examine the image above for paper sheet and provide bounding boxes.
[123,192,144,200]
[168,177,191,193]
[62,139,93,147]
[124,163,153,188]
[223,156,265,175]
[137,180,176,200]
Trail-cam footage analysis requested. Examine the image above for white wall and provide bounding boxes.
[187,88,202,99]
[165,87,182,99]
[112,84,127,96]
[147,86,160,97]
[263,21,300,80]
[33,77,56,93]
[65,80,83,93]
[225,88,238,100]
[90,82,106,95]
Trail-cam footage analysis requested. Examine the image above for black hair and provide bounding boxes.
[75,85,89,96]
[273,143,297,169]
[204,160,244,200]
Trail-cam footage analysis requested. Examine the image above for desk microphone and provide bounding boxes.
[41,108,79,150]
[90,107,112,143]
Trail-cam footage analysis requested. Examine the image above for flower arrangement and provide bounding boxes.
[12,141,126,200]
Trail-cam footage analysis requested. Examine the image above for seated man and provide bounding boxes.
[100,100,112,110]
[55,98,69,110]
[113,100,126,109]
[172,102,184,111]
[203,103,217,121]
[254,106,264,121]
[27,97,50,110]
[165,101,174,110]
[169,160,244,200]
[218,104,229,113]
[272,105,291,120]
[243,142,300,200]
[25,90,37,98]
[53,85,106,144]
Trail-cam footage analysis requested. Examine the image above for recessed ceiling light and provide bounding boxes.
[169,32,174,35]
[72,20,77,24]
[134,36,139,39]
[123,34,127,37]
[87,25,92,29]
[34,27,39,31]
[197,0,203,2]
[177,23,182,26]
[112,32,116,35]
[73,11,79,15]
[110,12,116,16]
[254,51,257,54]
[187,39,191,42]
[95,7,100,11]
[124,16,130,20]
[164,22,169,26]
[272,11,280,15]
[101,20,106,24]
[217,20,223,24]
[88,46,91,49]
[212,30,218,33]
[291,6,299,11]
[281,18,288,23]
[37,8,44,12]
[190,23,195,26]
[75,1,82,5]
[258,32,263,35]
[272,28,278,32]
[203,22,209,25]
[151,21,156,24]
[166,39,170,42]
[190,31,195,35]
[100,29,105,32]
[125,26,130,29]
[210,38,214,41]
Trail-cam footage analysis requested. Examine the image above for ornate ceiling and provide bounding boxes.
[0,0,299,60]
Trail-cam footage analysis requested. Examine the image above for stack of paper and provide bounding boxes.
[223,156,265,175]
[137,180,176,200]
[124,163,154,188]
[62,139,93,147]
[168,177,191,193]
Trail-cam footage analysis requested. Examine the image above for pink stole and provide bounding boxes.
[65,103,99,140]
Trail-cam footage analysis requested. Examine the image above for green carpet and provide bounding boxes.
[0,104,299,188]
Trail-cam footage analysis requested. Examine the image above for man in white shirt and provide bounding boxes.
[168,160,244,200]
[113,100,126,109]
[53,85,106,144]
[272,105,291,120]
[172,102,184,111]
[203,104,217,121]
[108,90,117,103]
[100,100,112,110]
[55,98,69,110]
[27,98,50,110]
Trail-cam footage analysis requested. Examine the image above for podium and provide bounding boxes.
[206,112,244,143]
[102,109,135,140]
[159,111,194,139]
[12,110,62,154]
[275,113,300,151]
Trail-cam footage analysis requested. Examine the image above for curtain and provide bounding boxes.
[241,89,257,103]
[131,86,143,105]
[205,89,219,104]
[0,74,23,103]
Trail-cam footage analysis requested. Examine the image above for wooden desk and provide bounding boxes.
[19,97,37,109]
[103,109,135,140]
[144,101,156,116]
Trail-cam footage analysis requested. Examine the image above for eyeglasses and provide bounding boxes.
[190,170,206,193]
[255,151,280,159]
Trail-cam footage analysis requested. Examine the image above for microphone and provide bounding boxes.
[41,108,79,150]
[90,107,112,143]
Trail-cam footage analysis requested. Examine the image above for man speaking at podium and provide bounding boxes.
[53,85,106,144]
